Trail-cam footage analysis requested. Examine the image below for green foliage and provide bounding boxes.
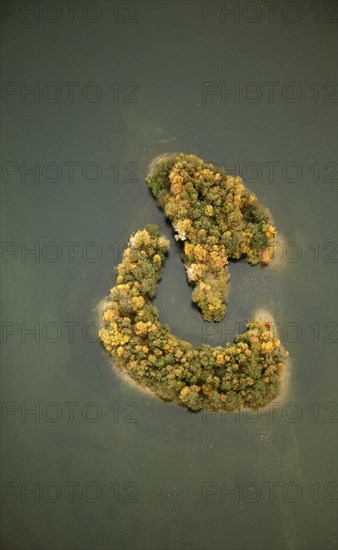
[251,225,268,249]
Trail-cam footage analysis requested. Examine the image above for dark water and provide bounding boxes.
[1,2,337,549]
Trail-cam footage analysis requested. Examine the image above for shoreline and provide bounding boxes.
[268,231,289,271]
[147,152,175,178]
[242,307,291,414]
[95,297,291,414]
[94,298,159,400]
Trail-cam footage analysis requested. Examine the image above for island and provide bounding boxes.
[146,153,276,321]
[99,223,288,412]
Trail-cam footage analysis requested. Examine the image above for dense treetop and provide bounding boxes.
[146,153,276,321]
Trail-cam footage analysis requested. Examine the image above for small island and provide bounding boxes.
[99,224,288,412]
[147,153,276,321]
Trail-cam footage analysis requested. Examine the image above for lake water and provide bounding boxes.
[1,2,337,549]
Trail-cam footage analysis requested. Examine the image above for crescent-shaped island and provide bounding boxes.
[99,154,289,412]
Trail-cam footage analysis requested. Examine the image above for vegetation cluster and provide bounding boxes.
[146,154,276,321]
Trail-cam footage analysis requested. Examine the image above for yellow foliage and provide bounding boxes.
[265,225,276,239]
[205,204,214,216]
[169,173,183,195]
[194,244,208,262]
[134,321,148,336]
[131,296,145,309]
[180,387,191,398]
[184,243,194,258]
[130,230,152,249]
[102,309,118,323]
[153,254,162,264]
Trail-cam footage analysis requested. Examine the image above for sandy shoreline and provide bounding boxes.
[268,232,289,271]
[147,152,175,178]
[95,295,291,413]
